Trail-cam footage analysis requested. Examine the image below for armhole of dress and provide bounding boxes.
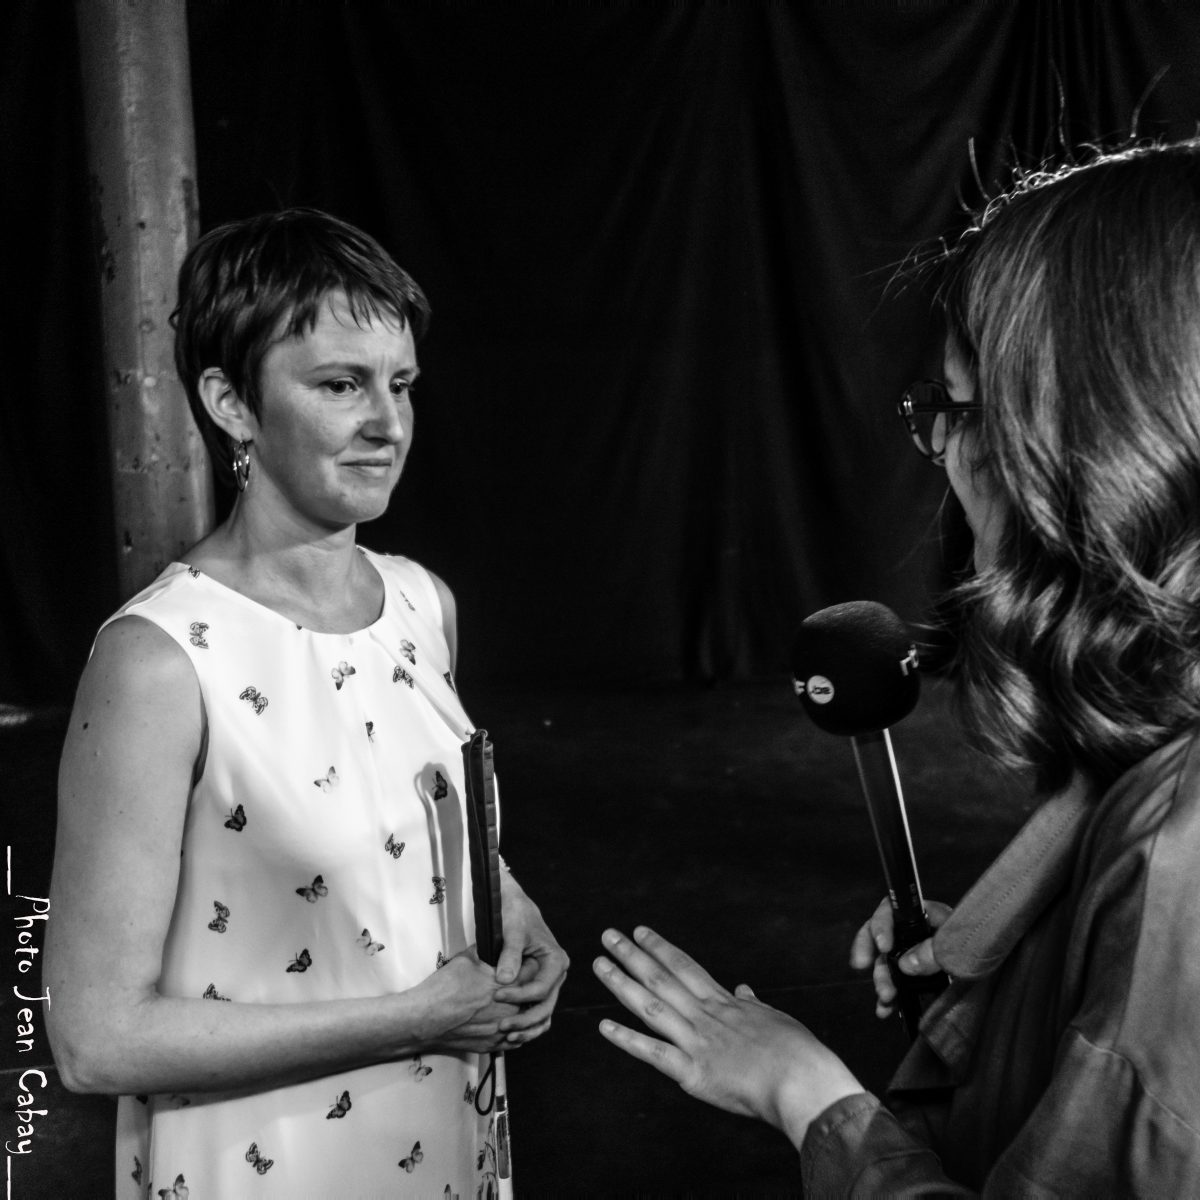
[97,610,211,787]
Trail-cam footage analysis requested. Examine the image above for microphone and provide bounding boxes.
[791,601,945,1038]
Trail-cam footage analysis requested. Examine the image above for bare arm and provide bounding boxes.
[45,616,517,1096]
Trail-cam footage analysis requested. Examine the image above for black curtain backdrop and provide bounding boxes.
[6,1,1200,702]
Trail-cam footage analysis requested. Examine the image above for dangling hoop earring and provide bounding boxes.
[232,439,252,492]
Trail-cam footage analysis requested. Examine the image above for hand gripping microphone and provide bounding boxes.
[791,601,946,1039]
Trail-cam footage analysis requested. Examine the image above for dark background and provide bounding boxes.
[7,0,1200,704]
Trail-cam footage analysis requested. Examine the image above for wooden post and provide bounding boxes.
[75,0,214,599]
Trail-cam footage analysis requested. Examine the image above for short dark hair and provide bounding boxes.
[940,138,1200,792]
[171,208,430,485]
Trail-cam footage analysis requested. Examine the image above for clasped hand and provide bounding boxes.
[593,926,861,1145]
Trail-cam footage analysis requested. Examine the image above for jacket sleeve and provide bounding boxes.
[801,1033,1200,1197]
[801,1093,973,1197]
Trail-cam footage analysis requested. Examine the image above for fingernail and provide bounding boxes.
[601,929,622,948]
[633,925,650,941]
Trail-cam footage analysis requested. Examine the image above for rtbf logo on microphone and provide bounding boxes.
[793,674,835,704]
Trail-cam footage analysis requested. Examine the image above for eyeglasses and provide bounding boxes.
[897,379,983,464]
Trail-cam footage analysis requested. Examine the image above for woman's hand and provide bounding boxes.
[490,872,569,1047]
[412,947,525,1053]
[593,926,862,1148]
[849,897,951,1019]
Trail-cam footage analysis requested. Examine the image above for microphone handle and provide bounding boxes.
[850,729,948,1039]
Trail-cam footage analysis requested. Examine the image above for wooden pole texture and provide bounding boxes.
[75,0,214,599]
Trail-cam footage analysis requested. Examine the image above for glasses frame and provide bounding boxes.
[897,379,983,464]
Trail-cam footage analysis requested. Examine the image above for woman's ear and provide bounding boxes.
[197,368,255,444]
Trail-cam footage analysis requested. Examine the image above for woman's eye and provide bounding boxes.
[391,379,414,399]
[324,379,357,397]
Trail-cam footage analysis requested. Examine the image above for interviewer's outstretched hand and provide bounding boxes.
[593,926,863,1148]
[849,896,952,1019]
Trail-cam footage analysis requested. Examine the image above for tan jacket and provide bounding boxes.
[802,730,1200,1196]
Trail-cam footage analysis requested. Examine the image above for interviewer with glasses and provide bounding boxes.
[593,139,1200,1195]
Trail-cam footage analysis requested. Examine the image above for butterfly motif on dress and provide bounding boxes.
[326,1089,352,1119]
[398,589,417,612]
[188,621,209,649]
[313,766,339,792]
[432,770,448,801]
[392,665,414,688]
[131,1156,143,1184]
[463,1081,477,1104]
[331,661,356,690]
[399,1140,424,1172]
[296,875,328,903]
[436,951,448,970]
[157,1174,188,1199]
[443,1187,459,1200]
[444,671,457,694]
[245,1142,274,1174]
[400,639,416,664]
[187,565,200,578]
[356,928,385,955]
[239,686,268,714]
[385,833,406,859]
[202,982,231,1001]
[208,901,230,933]
[429,876,447,905]
[224,804,247,831]
[287,948,312,973]
[409,1056,432,1081]
[365,720,375,743]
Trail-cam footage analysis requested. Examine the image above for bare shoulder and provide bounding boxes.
[63,615,204,789]
[424,568,459,672]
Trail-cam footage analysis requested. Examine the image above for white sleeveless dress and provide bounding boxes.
[108,549,497,1199]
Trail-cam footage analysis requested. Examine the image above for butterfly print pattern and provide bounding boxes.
[409,1056,432,1080]
[188,621,209,649]
[331,660,356,690]
[327,1089,352,1119]
[429,877,447,905]
[399,1140,424,1172]
[365,720,375,742]
[392,665,415,688]
[444,671,457,693]
[433,770,449,801]
[313,766,339,792]
[202,983,231,1001]
[286,949,312,973]
[398,589,417,612]
[157,1174,188,1199]
[436,951,448,970]
[238,686,268,714]
[186,565,200,578]
[208,901,230,933]
[357,928,385,955]
[224,803,247,831]
[463,1081,477,1105]
[296,875,328,903]
[131,1155,143,1184]
[400,640,416,664]
[385,833,406,859]
[245,1142,274,1174]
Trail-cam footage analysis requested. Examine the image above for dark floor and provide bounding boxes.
[1,678,1026,1196]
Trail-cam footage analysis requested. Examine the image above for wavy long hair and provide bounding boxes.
[942,139,1200,793]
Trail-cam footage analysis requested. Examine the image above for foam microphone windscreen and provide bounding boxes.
[790,601,920,735]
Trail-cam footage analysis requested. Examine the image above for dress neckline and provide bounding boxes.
[172,547,389,637]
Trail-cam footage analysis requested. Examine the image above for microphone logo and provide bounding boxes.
[793,674,835,705]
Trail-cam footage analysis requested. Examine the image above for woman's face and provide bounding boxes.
[943,338,1004,570]
[244,291,419,533]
